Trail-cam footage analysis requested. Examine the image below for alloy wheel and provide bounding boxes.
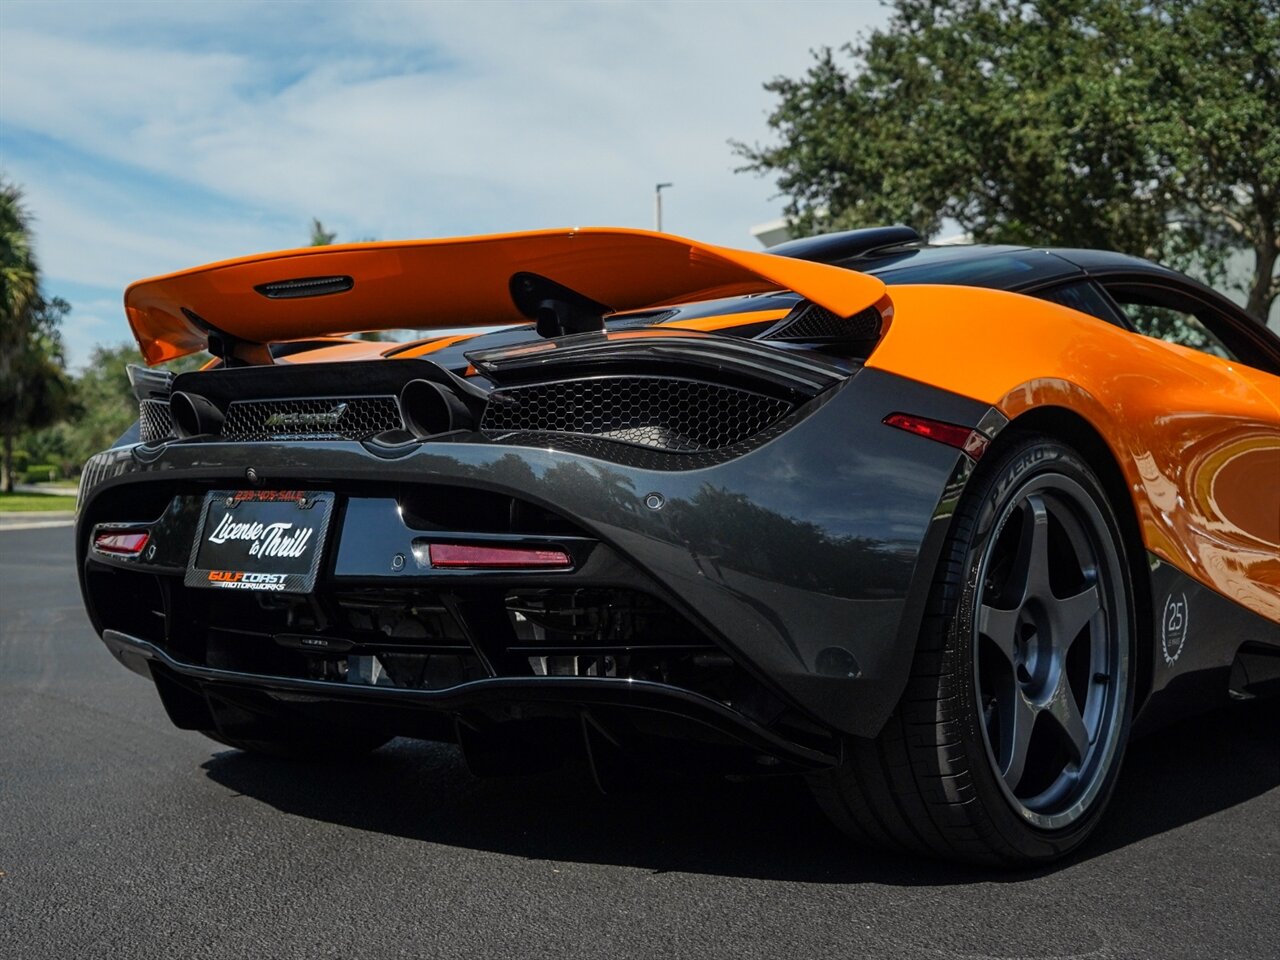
[973,473,1130,830]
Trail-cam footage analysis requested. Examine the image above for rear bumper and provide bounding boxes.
[103,628,838,770]
[78,368,990,743]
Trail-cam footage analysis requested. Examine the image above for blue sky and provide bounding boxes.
[0,0,890,367]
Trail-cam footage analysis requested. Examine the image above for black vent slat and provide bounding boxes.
[254,275,354,299]
[222,397,403,441]
[481,377,791,453]
[763,303,881,342]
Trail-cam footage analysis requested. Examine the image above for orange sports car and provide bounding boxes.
[77,226,1280,865]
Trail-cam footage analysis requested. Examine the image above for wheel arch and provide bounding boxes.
[1000,404,1155,712]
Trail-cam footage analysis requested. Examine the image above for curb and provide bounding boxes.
[0,511,76,532]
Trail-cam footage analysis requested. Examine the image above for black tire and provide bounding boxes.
[812,431,1137,865]
[201,725,390,760]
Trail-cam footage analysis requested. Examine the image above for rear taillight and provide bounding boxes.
[884,412,989,459]
[93,530,150,556]
[427,543,572,569]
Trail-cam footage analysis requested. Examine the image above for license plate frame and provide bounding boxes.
[185,490,335,594]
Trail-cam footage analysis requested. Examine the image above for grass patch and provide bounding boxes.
[0,491,77,512]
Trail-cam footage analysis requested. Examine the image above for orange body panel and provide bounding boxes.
[662,308,790,333]
[364,309,793,362]
[388,333,487,360]
[868,284,1280,623]
[277,339,393,364]
[125,228,884,364]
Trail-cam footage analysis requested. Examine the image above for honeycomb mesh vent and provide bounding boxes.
[481,377,792,453]
[763,303,881,341]
[138,399,173,442]
[222,397,403,441]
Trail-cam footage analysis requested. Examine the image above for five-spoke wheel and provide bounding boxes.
[974,475,1129,830]
[812,432,1136,864]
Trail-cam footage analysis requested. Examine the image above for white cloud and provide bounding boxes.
[0,0,890,361]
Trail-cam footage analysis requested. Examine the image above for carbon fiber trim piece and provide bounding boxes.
[222,396,404,441]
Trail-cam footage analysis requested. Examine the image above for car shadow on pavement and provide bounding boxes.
[201,695,1279,884]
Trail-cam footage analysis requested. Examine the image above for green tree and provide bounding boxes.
[31,343,209,472]
[734,0,1279,322]
[308,217,386,340]
[309,217,337,246]
[0,180,74,491]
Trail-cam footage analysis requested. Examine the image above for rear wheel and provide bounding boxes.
[812,432,1136,864]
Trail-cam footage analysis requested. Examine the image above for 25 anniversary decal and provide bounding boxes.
[1161,592,1189,666]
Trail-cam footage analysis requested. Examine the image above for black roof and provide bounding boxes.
[765,225,1187,293]
[838,242,1190,293]
[858,244,1079,290]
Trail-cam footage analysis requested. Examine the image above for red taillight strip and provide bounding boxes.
[427,543,573,569]
[883,412,990,459]
[93,530,151,556]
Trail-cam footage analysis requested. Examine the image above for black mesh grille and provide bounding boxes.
[138,399,173,442]
[763,303,881,342]
[481,377,792,453]
[222,397,403,441]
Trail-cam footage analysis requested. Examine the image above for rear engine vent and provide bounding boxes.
[480,376,792,453]
[254,275,354,299]
[138,399,173,443]
[763,303,881,343]
[222,396,404,441]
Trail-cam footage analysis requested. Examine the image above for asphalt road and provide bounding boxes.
[2,525,1277,959]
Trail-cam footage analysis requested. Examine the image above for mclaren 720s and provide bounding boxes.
[77,225,1280,865]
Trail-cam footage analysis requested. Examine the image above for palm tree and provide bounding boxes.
[0,180,74,493]
[1,180,39,347]
[0,180,40,492]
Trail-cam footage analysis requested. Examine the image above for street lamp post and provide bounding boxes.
[654,182,673,232]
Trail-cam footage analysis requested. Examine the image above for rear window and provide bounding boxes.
[863,248,1073,290]
[1033,281,1125,327]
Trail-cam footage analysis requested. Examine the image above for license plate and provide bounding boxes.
[186,490,335,593]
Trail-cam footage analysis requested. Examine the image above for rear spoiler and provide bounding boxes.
[124,227,887,365]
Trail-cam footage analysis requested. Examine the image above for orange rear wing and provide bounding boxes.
[124,227,887,365]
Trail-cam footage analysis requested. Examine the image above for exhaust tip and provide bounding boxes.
[399,379,473,438]
[170,391,224,438]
